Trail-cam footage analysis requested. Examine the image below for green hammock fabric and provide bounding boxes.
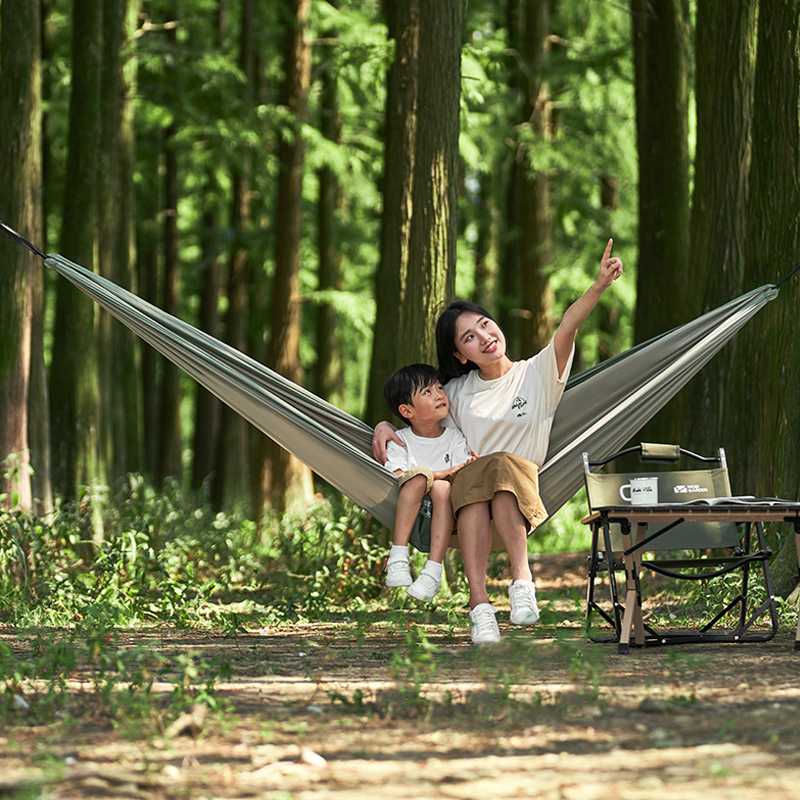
[40,252,778,530]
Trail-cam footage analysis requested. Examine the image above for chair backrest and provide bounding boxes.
[583,444,739,550]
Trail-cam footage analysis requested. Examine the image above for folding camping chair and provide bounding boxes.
[583,443,778,653]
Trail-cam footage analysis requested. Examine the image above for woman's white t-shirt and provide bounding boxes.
[444,338,573,467]
[383,425,473,474]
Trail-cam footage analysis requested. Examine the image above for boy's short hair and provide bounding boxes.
[383,363,444,421]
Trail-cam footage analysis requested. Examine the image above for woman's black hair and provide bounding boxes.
[383,363,444,421]
[435,300,497,381]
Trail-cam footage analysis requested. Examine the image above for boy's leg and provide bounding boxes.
[407,480,451,600]
[427,480,454,563]
[387,475,427,588]
[392,475,428,546]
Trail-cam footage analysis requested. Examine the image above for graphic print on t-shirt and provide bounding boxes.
[511,396,528,417]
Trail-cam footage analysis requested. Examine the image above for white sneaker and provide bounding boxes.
[385,559,413,587]
[406,570,440,600]
[509,580,540,626]
[469,603,501,644]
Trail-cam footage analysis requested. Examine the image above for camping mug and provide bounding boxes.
[619,476,658,505]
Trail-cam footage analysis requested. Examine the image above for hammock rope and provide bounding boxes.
[0,219,784,530]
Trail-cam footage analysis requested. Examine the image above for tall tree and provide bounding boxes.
[155,9,184,485]
[685,0,757,453]
[266,0,315,513]
[731,0,800,595]
[97,0,143,480]
[49,0,105,506]
[0,0,42,512]
[314,1,345,409]
[631,0,691,443]
[517,0,554,354]
[212,0,259,510]
[192,2,226,492]
[28,0,54,516]
[365,0,419,424]
[397,0,463,365]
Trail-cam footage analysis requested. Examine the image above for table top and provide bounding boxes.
[582,500,800,525]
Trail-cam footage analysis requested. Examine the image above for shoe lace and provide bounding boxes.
[511,582,536,605]
[471,606,496,632]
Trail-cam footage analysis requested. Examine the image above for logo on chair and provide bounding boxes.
[673,484,709,494]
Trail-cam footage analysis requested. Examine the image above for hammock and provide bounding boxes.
[0,221,780,529]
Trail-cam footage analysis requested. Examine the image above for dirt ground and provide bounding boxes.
[2,552,800,799]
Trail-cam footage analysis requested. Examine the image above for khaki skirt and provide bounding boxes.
[450,451,548,534]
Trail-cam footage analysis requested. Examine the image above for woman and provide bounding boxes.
[374,240,623,643]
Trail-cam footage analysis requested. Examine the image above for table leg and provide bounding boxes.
[618,521,644,653]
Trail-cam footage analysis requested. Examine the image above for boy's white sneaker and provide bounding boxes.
[469,603,501,644]
[385,559,413,587]
[509,579,540,626]
[406,569,440,600]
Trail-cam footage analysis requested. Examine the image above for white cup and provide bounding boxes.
[619,477,658,505]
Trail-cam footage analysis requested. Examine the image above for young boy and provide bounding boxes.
[382,364,475,599]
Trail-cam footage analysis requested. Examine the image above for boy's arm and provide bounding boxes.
[553,238,622,376]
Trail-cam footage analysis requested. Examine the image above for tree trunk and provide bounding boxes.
[213,0,256,510]
[631,0,691,444]
[49,0,105,507]
[30,0,54,516]
[365,0,419,425]
[0,0,41,513]
[192,201,223,491]
[685,0,757,454]
[192,4,226,493]
[314,2,345,409]
[266,0,314,514]
[156,118,184,484]
[398,0,462,365]
[517,0,554,355]
[498,0,523,353]
[732,0,800,596]
[137,179,160,482]
[97,0,143,482]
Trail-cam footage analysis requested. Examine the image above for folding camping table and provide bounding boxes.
[582,501,800,652]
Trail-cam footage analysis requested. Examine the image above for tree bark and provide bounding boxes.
[155,118,184,484]
[631,0,691,444]
[365,0,419,425]
[212,0,255,509]
[732,0,800,596]
[314,2,345,409]
[49,0,105,505]
[685,0,757,453]
[266,0,314,513]
[517,0,554,356]
[498,0,523,353]
[398,0,462,365]
[192,3,226,493]
[0,0,42,512]
[98,0,143,481]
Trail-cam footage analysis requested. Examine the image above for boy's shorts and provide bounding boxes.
[409,494,432,553]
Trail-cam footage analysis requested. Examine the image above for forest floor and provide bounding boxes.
[2,552,800,799]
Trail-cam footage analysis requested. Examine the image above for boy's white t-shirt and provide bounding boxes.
[444,338,574,467]
[384,425,472,475]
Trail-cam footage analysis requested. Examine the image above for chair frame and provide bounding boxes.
[583,443,778,653]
